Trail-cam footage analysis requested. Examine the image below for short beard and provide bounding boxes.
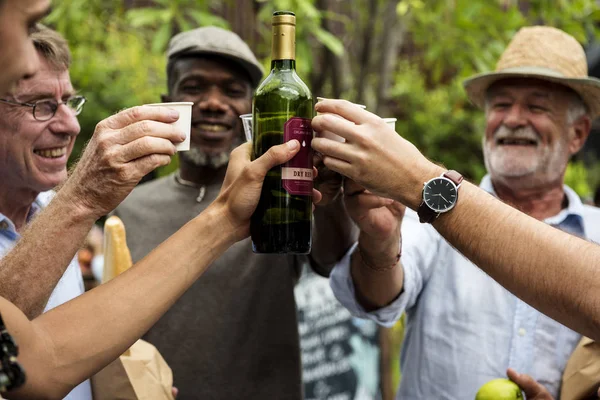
[180,138,242,169]
[483,125,569,188]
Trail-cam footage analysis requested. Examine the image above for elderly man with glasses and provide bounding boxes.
[0,25,89,400]
[0,24,92,400]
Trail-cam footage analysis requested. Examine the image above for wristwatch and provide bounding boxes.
[417,170,463,224]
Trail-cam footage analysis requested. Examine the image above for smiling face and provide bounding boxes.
[0,0,51,94]
[164,56,252,169]
[0,54,81,193]
[483,79,590,189]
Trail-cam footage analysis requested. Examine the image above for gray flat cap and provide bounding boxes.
[167,26,264,88]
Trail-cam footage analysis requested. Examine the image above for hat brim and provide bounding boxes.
[463,67,600,119]
[170,48,264,88]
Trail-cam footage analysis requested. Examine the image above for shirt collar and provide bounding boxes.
[479,174,586,236]
[0,191,54,233]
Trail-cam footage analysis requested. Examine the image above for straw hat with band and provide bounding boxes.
[167,26,264,88]
[463,26,600,119]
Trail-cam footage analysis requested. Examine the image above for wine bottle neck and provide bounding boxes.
[271,16,296,63]
[271,59,296,70]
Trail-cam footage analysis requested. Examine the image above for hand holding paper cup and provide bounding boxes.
[315,97,366,143]
[147,102,193,151]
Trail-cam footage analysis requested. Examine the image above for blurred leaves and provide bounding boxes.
[313,29,344,56]
[397,0,424,16]
[382,0,600,180]
[565,161,592,199]
[46,0,600,183]
[46,0,167,162]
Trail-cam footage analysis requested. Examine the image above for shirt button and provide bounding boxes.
[0,220,8,230]
[518,328,527,336]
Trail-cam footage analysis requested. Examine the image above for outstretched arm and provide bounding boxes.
[0,106,185,318]
[3,141,308,399]
[432,182,600,341]
[312,99,600,341]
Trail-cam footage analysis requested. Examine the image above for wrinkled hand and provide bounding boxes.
[344,179,404,241]
[311,99,439,208]
[215,141,322,242]
[507,369,554,400]
[63,106,185,219]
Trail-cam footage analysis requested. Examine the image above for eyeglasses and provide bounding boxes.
[0,95,86,121]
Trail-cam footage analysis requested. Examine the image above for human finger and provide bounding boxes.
[312,188,323,205]
[222,142,252,189]
[387,200,407,217]
[99,105,180,130]
[129,154,173,178]
[312,137,355,162]
[118,120,186,145]
[316,128,347,143]
[248,140,301,180]
[507,369,549,399]
[314,99,380,125]
[312,114,362,143]
[321,155,353,178]
[119,136,177,162]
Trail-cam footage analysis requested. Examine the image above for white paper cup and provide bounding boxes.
[239,113,253,142]
[383,117,397,131]
[146,102,193,151]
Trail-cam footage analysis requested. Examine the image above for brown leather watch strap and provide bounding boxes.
[444,170,463,185]
[417,170,463,224]
[417,202,438,223]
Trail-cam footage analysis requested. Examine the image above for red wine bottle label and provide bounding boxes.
[282,117,313,196]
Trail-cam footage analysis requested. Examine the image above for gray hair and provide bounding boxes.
[31,24,72,70]
[566,92,588,124]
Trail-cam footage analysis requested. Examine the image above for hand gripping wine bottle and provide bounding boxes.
[251,11,314,254]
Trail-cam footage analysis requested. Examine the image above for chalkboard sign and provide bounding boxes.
[295,267,382,400]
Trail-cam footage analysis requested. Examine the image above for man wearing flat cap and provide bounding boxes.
[113,27,351,399]
[325,25,600,399]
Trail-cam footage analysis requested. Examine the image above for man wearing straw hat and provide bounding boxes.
[322,26,600,399]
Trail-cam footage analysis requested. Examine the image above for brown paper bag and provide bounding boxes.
[561,336,600,400]
[91,339,175,400]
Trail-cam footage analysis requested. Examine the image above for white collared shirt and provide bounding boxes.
[329,178,600,399]
[0,191,91,400]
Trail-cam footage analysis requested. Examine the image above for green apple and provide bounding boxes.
[475,378,524,400]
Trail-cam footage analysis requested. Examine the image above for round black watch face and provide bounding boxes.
[423,177,458,212]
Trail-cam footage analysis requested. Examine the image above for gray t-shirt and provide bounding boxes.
[113,173,304,400]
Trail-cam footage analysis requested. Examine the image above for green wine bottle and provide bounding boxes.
[251,11,314,254]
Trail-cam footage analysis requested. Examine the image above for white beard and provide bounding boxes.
[180,135,244,169]
[483,125,570,188]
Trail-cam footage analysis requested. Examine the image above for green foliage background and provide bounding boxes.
[46,0,600,186]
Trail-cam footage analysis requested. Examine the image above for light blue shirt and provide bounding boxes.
[0,191,92,400]
[330,177,600,399]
